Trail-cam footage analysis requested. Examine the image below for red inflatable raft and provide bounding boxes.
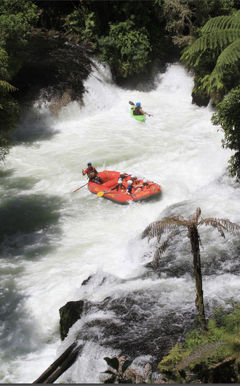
[88,170,162,204]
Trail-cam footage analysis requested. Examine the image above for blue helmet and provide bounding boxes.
[136,102,141,106]
[87,162,92,165]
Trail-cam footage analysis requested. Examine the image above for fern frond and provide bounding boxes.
[201,12,240,34]
[199,217,240,238]
[0,80,16,93]
[175,341,224,371]
[200,72,224,96]
[142,221,162,239]
[142,217,189,240]
[213,38,240,74]
[151,230,178,268]
[181,30,240,66]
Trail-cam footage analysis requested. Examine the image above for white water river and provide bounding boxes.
[0,63,240,383]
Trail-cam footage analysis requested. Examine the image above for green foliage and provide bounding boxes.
[102,356,133,383]
[155,0,235,48]
[0,80,16,94]
[158,306,240,383]
[158,343,187,373]
[161,0,194,47]
[181,10,240,103]
[63,8,98,45]
[97,19,151,78]
[0,0,38,161]
[205,0,235,17]
[0,0,38,61]
[212,86,240,179]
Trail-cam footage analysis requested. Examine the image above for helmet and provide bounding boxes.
[127,179,133,185]
[136,102,141,106]
[131,175,137,180]
[87,162,92,165]
[143,178,148,183]
[118,178,123,184]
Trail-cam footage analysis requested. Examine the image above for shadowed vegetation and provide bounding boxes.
[158,305,240,383]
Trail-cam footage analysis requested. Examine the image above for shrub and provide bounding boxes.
[212,86,240,180]
[97,19,151,78]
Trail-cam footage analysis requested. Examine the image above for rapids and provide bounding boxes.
[0,62,240,383]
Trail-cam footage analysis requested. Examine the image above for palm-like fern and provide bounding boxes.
[142,208,240,332]
[181,10,240,96]
[0,80,16,93]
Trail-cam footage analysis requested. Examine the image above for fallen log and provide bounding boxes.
[33,342,81,383]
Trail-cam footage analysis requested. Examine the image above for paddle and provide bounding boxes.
[72,182,88,193]
[97,191,105,197]
[97,190,114,197]
[128,101,153,117]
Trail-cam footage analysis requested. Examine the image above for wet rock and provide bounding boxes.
[69,291,197,371]
[59,300,84,340]
[81,275,92,286]
[192,89,210,107]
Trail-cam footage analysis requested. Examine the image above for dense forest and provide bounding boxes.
[1,0,240,383]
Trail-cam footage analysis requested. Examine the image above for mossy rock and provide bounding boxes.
[59,300,84,340]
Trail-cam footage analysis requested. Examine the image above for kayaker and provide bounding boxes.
[82,162,103,184]
[133,102,146,116]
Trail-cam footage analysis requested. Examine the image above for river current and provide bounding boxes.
[0,63,240,383]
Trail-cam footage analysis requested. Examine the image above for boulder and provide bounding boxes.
[59,300,84,340]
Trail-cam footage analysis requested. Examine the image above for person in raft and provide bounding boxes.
[133,178,148,194]
[133,102,146,116]
[115,177,125,192]
[82,162,103,184]
[126,179,134,195]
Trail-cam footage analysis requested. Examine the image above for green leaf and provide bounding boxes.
[122,359,133,373]
[104,357,119,371]
[103,370,115,375]
[104,375,116,383]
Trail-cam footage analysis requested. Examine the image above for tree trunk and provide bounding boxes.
[188,225,208,333]
[33,342,81,383]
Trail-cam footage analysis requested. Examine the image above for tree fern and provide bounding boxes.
[212,38,240,73]
[142,208,240,332]
[201,10,240,33]
[182,30,240,66]
[181,11,240,100]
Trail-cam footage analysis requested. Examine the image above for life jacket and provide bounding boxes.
[133,106,143,116]
[85,167,98,179]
